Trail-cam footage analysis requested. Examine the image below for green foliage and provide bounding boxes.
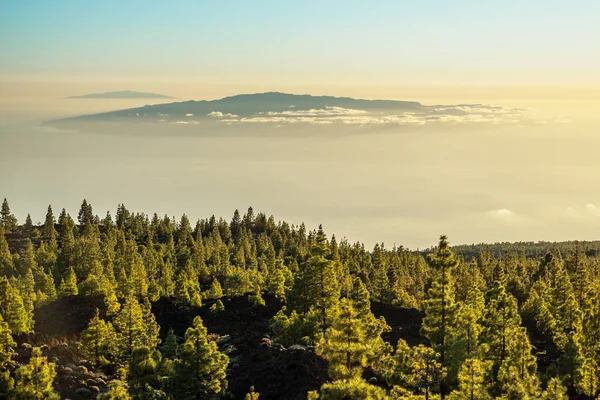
[0,314,16,368]
[421,235,458,397]
[127,347,168,399]
[309,377,388,400]
[316,279,390,380]
[0,276,32,334]
[317,298,373,379]
[270,307,316,346]
[289,226,340,335]
[12,347,59,399]
[249,285,266,307]
[245,387,260,400]
[447,358,492,400]
[497,326,540,397]
[4,202,600,399]
[114,296,160,363]
[58,267,78,297]
[541,377,568,400]
[166,316,229,398]
[210,299,225,313]
[97,379,131,400]
[160,328,178,359]
[80,309,117,368]
[0,199,17,233]
[208,278,224,299]
[0,226,13,276]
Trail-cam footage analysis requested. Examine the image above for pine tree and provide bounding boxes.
[32,261,56,307]
[141,298,161,350]
[568,243,590,307]
[497,326,540,397]
[249,285,266,307]
[421,235,458,399]
[208,278,224,299]
[97,379,131,400]
[42,205,57,248]
[58,266,78,296]
[289,225,340,335]
[0,199,17,233]
[308,377,387,400]
[245,387,260,400]
[316,298,373,379]
[0,314,16,368]
[17,267,36,319]
[13,347,59,399]
[174,261,202,306]
[114,296,149,362]
[0,226,13,276]
[127,346,167,399]
[167,316,228,398]
[160,328,178,359]
[80,309,117,368]
[19,239,37,276]
[77,199,95,229]
[347,277,390,367]
[541,377,568,400]
[0,276,32,334]
[558,330,585,392]
[577,356,599,398]
[0,313,16,397]
[447,358,492,400]
[56,209,75,279]
[371,244,392,303]
[267,258,289,302]
[481,279,521,370]
[23,214,33,235]
[405,345,444,400]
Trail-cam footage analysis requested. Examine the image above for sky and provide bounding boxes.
[1,1,600,248]
[1,0,600,96]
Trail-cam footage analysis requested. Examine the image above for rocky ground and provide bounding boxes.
[28,294,423,399]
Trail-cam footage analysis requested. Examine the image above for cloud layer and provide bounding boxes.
[187,104,533,126]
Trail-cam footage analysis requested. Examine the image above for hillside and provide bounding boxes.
[0,199,598,399]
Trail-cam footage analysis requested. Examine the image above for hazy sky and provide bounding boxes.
[2,2,600,248]
[2,1,600,90]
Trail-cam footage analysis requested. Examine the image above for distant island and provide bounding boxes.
[51,92,422,123]
[47,91,530,129]
[67,90,173,99]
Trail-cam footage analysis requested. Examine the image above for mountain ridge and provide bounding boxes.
[49,92,423,124]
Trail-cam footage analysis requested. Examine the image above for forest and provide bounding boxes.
[0,198,598,400]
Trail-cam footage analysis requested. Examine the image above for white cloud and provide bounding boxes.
[209,103,535,126]
[586,204,600,218]
[489,208,516,217]
[185,113,194,117]
[207,111,239,118]
[265,106,369,117]
[485,208,523,225]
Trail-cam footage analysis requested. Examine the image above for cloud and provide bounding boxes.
[185,113,194,117]
[263,106,369,117]
[586,204,600,218]
[488,208,516,217]
[209,103,536,126]
[207,111,239,118]
[485,208,523,225]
